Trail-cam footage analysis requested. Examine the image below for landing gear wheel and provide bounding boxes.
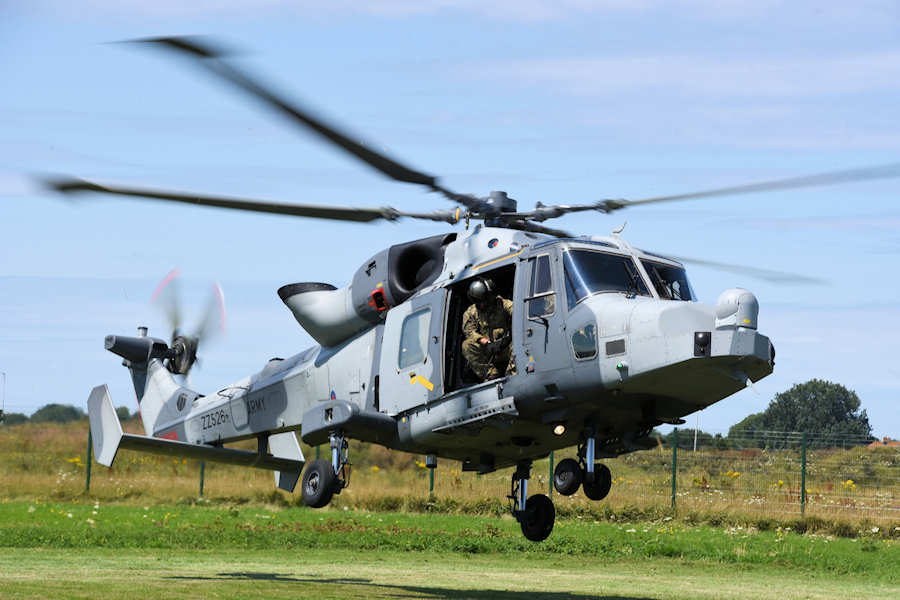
[520,493,555,542]
[553,458,583,496]
[582,463,612,501]
[301,458,337,508]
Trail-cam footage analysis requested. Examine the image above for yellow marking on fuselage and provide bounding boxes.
[472,248,525,272]
[409,373,435,391]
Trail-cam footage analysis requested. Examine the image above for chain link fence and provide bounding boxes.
[587,430,900,522]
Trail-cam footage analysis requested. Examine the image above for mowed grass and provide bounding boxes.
[2,548,898,600]
[1,501,898,599]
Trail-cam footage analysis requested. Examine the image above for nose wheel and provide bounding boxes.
[508,461,555,542]
[551,434,613,501]
[552,458,582,496]
[582,462,612,500]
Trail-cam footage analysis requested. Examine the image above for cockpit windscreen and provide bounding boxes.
[640,260,695,301]
[563,250,651,309]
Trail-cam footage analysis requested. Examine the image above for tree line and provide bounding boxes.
[1,403,131,425]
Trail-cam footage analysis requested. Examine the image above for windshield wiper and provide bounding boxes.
[622,263,641,298]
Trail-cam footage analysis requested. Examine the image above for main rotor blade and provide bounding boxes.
[45,177,461,224]
[665,254,826,285]
[127,36,476,207]
[600,163,900,212]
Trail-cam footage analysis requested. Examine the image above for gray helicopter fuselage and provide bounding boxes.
[142,225,773,473]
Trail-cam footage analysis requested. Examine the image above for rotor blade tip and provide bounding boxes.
[151,268,182,302]
[120,35,232,59]
[38,175,93,194]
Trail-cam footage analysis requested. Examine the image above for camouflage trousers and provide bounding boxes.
[462,338,516,381]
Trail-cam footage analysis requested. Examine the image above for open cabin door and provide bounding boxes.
[378,289,446,415]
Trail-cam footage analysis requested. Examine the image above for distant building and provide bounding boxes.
[867,436,900,448]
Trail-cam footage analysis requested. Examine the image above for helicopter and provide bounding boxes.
[51,37,900,541]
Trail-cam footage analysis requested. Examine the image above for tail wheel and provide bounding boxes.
[582,462,612,501]
[301,458,337,508]
[552,458,583,496]
[520,493,555,542]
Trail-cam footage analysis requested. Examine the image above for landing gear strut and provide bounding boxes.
[509,461,555,542]
[301,430,350,508]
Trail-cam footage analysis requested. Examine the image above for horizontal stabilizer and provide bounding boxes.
[87,385,305,476]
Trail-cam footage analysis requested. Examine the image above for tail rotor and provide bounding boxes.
[152,269,226,378]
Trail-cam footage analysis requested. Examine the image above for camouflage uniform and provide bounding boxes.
[462,296,515,381]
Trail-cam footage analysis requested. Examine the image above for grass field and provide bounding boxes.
[0,501,898,599]
[3,421,900,598]
[4,547,899,600]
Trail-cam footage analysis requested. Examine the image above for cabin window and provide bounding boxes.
[571,323,597,360]
[526,254,556,319]
[398,308,431,369]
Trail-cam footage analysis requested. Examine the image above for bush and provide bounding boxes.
[1,412,28,426]
[30,404,85,424]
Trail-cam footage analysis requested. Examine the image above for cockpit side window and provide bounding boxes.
[640,260,695,301]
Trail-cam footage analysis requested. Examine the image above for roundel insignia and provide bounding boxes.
[330,390,336,401]
[488,238,499,248]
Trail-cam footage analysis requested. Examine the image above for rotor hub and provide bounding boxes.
[167,333,198,375]
[486,190,517,214]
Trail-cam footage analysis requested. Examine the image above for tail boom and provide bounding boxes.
[87,384,305,491]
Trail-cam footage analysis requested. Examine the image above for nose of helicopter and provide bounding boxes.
[593,290,774,419]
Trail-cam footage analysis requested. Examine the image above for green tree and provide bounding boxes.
[728,412,766,438]
[1,412,28,425]
[659,429,725,449]
[30,403,85,424]
[115,406,131,421]
[728,379,872,447]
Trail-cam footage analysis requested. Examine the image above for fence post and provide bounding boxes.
[429,468,434,494]
[199,461,205,497]
[549,451,554,497]
[85,430,93,493]
[671,428,678,511]
[800,431,807,515]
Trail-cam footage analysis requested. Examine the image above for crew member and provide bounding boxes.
[462,278,515,381]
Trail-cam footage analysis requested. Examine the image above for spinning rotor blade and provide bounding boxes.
[128,36,478,209]
[151,268,183,333]
[151,271,228,378]
[600,163,900,213]
[193,282,227,343]
[45,177,462,224]
[666,254,826,285]
[511,162,900,221]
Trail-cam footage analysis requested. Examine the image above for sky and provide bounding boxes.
[1,1,899,437]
